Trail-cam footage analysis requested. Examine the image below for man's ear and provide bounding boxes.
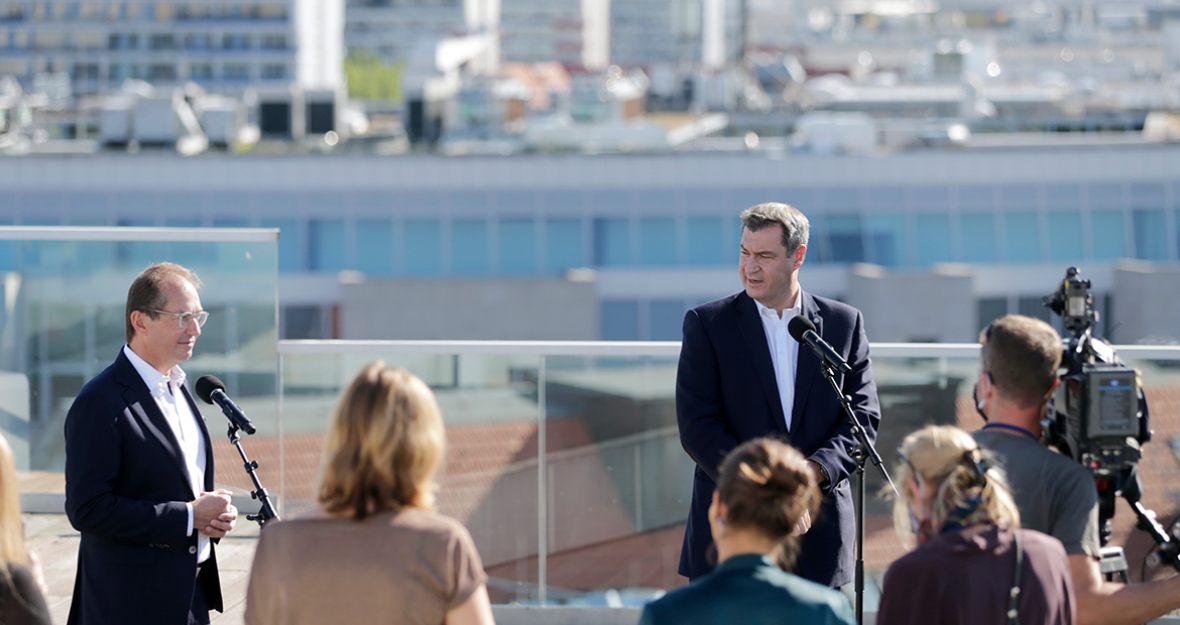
[129,310,149,337]
[793,244,807,269]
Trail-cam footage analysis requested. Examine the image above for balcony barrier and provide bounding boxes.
[274,339,1180,606]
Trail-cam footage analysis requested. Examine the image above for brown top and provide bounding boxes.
[244,507,487,625]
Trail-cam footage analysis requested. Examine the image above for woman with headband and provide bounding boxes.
[877,425,1075,625]
[640,437,855,625]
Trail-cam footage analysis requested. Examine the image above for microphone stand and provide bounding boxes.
[818,360,897,625]
[224,420,280,527]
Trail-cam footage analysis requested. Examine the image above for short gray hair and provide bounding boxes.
[740,203,810,253]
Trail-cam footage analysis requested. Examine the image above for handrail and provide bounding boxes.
[278,340,1180,360]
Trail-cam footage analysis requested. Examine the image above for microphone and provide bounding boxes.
[195,375,256,435]
[788,315,851,375]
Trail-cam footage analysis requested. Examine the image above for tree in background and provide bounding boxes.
[344,51,402,103]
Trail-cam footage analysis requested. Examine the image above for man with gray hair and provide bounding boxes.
[676,202,881,587]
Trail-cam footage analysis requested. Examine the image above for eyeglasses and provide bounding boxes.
[148,309,209,329]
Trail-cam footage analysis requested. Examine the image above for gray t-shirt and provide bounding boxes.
[974,428,1101,558]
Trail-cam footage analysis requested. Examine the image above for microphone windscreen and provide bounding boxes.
[195,375,226,405]
[787,315,816,343]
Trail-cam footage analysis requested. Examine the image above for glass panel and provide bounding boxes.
[866,214,907,267]
[354,219,393,276]
[1000,185,1037,208]
[499,218,537,275]
[826,215,865,263]
[1132,209,1168,261]
[0,229,278,480]
[600,301,639,341]
[1088,184,1123,206]
[1044,184,1080,205]
[915,214,952,265]
[1003,212,1040,262]
[1046,211,1083,261]
[452,219,490,275]
[404,220,441,276]
[280,352,541,604]
[957,186,994,208]
[686,217,726,266]
[639,218,677,266]
[543,354,687,600]
[545,219,584,274]
[308,219,345,272]
[1090,211,1125,260]
[912,186,949,207]
[593,218,631,267]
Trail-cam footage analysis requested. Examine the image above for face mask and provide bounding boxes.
[973,372,991,422]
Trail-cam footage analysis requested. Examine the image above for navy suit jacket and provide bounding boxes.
[64,349,222,625]
[676,290,881,587]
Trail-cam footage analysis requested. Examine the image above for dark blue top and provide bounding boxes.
[640,554,856,625]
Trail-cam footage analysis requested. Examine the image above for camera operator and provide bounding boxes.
[972,315,1180,625]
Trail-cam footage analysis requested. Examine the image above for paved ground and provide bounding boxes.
[23,512,260,625]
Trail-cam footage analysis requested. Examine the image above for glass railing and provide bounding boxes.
[0,227,279,473]
[277,340,1180,605]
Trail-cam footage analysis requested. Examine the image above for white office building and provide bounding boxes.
[0,0,343,96]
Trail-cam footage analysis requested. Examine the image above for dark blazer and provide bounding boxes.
[64,349,222,625]
[676,290,880,587]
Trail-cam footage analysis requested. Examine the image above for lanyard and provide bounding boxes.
[982,423,1038,442]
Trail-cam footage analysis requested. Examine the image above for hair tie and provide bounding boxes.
[964,449,990,484]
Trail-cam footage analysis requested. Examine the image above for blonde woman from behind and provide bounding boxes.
[877,425,1074,625]
[245,362,495,625]
[0,432,50,625]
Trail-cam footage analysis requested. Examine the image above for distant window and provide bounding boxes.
[826,215,864,263]
[544,219,583,273]
[147,63,175,80]
[640,217,676,266]
[223,63,249,80]
[957,186,995,209]
[650,300,686,341]
[1044,184,1080,205]
[451,219,489,275]
[915,213,952,265]
[262,63,285,79]
[222,33,250,49]
[308,219,345,272]
[686,216,725,266]
[189,63,213,79]
[977,298,1008,335]
[260,34,285,49]
[498,218,537,275]
[1087,184,1123,206]
[601,301,639,341]
[1090,210,1125,260]
[260,218,299,273]
[960,212,997,262]
[149,33,174,49]
[1047,211,1083,261]
[594,218,630,267]
[184,33,211,49]
[403,220,441,276]
[867,213,906,266]
[1000,185,1037,208]
[284,305,324,339]
[1017,296,1052,324]
[1132,208,1168,260]
[354,219,393,276]
[1002,212,1039,262]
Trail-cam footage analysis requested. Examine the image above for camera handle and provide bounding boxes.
[1118,468,1180,574]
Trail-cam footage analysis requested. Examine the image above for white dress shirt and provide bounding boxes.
[754,290,803,433]
[123,345,211,563]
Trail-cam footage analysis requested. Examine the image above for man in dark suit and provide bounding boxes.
[676,203,880,588]
[65,262,238,625]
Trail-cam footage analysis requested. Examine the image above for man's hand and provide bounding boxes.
[807,460,828,486]
[792,508,812,536]
[193,490,235,537]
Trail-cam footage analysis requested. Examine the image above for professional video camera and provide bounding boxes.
[1042,267,1180,576]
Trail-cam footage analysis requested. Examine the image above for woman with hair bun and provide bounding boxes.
[877,425,1074,625]
[245,361,494,625]
[640,437,855,625]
